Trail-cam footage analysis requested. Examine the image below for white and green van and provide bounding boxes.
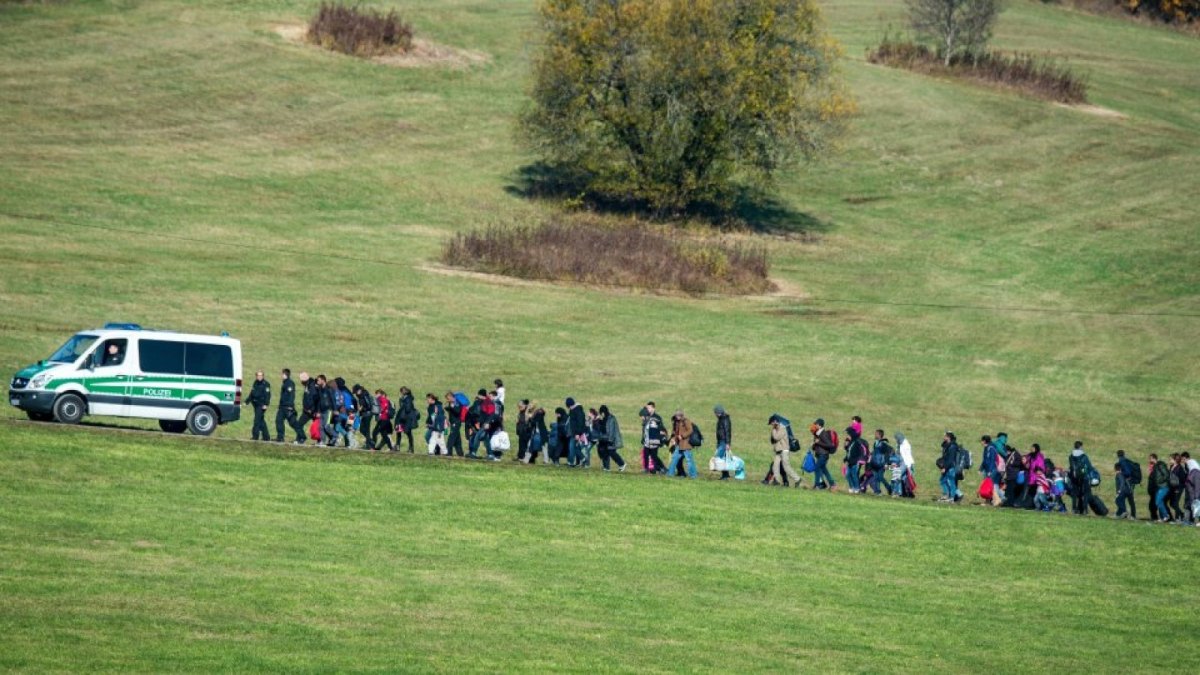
[9,323,242,435]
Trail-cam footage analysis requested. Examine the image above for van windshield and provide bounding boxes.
[47,334,98,363]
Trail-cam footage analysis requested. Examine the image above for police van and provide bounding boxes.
[9,323,242,435]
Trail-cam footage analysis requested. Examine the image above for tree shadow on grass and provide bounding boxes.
[504,162,832,236]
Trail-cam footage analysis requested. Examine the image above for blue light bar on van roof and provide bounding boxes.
[103,322,143,330]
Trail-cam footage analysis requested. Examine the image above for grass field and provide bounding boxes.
[2,0,1199,670]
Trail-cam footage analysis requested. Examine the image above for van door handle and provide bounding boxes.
[134,376,146,381]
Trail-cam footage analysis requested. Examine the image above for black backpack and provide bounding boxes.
[1127,460,1142,486]
[689,424,703,448]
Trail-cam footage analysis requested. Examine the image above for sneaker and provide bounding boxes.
[618,464,627,473]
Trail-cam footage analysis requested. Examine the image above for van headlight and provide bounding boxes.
[28,372,51,389]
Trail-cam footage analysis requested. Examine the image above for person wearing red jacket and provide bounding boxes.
[372,390,395,452]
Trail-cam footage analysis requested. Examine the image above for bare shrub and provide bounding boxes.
[441,216,774,296]
[307,2,413,57]
[867,36,1089,104]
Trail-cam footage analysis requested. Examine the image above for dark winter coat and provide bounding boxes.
[716,414,732,444]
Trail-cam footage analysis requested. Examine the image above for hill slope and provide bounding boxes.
[1,423,1197,671]
[1,0,1199,668]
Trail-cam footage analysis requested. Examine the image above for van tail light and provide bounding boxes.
[235,378,243,404]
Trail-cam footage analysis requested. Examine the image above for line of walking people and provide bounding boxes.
[249,368,1200,525]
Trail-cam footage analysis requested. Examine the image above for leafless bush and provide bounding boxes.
[307,2,413,57]
[441,216,774,295]
[868,36,1088,104]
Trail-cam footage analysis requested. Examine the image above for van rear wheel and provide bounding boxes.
[186,405,218,436]
[159,420,187,434]
[53,394,85,425]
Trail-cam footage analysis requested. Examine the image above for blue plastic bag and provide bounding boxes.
[802,450,816,473]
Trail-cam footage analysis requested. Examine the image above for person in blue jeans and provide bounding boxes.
[666,410,698,478]
[811,419,837,490]
[844,427,864,493]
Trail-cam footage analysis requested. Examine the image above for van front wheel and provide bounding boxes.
[159,420,187,434]
[186,405,218,436]
[53,394,85,425]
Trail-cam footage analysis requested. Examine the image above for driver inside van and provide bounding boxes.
[102,342,124,366]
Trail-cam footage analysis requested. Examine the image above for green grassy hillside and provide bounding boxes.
[2,424,1197,672]
[1,0,1199,669]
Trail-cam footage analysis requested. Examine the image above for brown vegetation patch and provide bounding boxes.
[308,1,412,57]
[867,38,1088,104]
[440,216,775,296]
[272,23,488,70]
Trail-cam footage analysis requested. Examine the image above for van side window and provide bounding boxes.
[139,340,185,375]
[185,343,233,378]
[97,339,128,367]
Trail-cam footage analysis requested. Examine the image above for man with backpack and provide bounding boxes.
[1068,441,1097,515]
[1114,449,1140,520]
[666,409,698,479]
[938,432,963,503]
[769,415,800,487]
[867,430,892,495]
[811,419,838,491]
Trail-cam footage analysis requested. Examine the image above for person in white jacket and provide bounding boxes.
[896,431,915,494]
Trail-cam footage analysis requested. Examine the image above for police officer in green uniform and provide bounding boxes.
[246,369,271,441]
[275,367,302,443]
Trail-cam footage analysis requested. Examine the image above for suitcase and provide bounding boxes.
[1088,494,1109,517]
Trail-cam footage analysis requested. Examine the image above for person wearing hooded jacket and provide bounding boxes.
[596,405,626,472]
[769,415,800,488]
[895,431,915,497]
[714,405,732,480]
[1068,441,1096,515]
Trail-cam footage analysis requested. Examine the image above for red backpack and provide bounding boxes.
[828,429,839,451]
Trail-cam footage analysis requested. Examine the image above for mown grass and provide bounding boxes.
[0,0,1198,669]
[1,422,1197,672]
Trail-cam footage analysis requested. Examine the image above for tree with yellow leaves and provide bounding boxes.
[520,0,854,214]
